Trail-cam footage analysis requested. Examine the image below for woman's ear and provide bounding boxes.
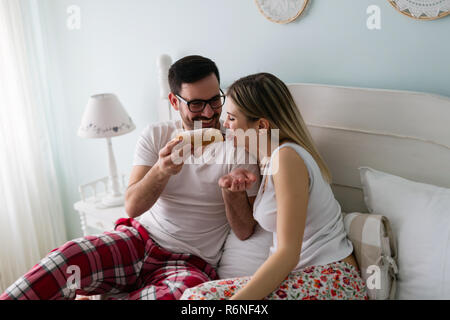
[258,118,270,130]
[168,93,179,111]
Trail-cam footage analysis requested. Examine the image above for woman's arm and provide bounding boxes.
[231,147,310,300]
[222,190,257,240]
[219,168,258,240]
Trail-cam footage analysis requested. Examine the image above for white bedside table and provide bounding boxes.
[74,176,129,236]
[74,200,129,236]
[73,176,130,301]
[73,199,128,300]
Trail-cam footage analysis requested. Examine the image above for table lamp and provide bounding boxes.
[78,93,136,207]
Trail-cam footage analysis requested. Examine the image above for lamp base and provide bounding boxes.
[101,194,124,208]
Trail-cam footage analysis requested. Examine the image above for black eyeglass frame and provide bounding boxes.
[175,89,226,113]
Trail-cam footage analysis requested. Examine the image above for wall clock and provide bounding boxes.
[388,0,450,20]
[255,0,309,24]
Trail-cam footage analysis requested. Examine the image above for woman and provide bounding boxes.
[180,73,368,300]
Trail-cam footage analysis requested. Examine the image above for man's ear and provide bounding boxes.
[168,93,179,111]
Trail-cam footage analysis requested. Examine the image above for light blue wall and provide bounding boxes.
[37,0,450,239]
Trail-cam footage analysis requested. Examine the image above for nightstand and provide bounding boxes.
[73,176,130,301]
[74,176,129,236]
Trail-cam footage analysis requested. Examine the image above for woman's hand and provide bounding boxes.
[219,168,257,193]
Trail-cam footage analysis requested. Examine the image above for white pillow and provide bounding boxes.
[359,167,450,300]
[217,224,272,279]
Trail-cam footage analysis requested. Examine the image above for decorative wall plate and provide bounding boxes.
[255,0,309,24]
[388,0,450,20]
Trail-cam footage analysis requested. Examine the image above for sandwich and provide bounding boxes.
[175,128,224,147]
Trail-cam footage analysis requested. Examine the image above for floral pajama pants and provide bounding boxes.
[181,261,368,300]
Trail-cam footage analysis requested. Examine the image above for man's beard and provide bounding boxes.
[183,113,220,130]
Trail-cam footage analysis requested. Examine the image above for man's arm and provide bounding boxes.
[125,139,184,218]
[125,165,170,218]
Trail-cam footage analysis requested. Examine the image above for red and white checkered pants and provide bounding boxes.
[0,218,217,300]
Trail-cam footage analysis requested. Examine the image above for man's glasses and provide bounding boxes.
[176,89,226,113]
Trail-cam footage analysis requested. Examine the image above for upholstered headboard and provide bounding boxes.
[288,84,450,212]
[157,55,450,213]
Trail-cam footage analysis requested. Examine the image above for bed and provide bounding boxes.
[154,54,450,300]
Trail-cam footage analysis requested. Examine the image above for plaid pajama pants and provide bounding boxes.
[0,218,217,300]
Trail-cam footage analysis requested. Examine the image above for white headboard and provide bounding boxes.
[288,84,450,212]
[157,55,450,213]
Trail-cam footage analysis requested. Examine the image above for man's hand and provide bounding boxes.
[219,168,258,193]
[156,138,190,177]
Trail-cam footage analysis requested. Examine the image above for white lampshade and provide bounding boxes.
[78,93,135,208]
[78,93,135,139]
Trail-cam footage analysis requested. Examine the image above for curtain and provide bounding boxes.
[0,0,68,292]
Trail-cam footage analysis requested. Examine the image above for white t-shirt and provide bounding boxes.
[253,142,353,271]
[132,120,261,267]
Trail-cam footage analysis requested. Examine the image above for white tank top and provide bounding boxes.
[253,142,353,271]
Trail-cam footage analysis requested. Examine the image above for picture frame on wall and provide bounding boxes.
[255,0,309,24]
[388,0,450,20]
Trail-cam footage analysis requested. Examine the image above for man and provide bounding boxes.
[125,55,260,267]
[0,55,260,300]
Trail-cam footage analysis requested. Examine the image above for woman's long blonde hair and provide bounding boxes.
[227,73,332,184]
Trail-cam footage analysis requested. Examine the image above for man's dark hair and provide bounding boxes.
[168,55,220,95]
